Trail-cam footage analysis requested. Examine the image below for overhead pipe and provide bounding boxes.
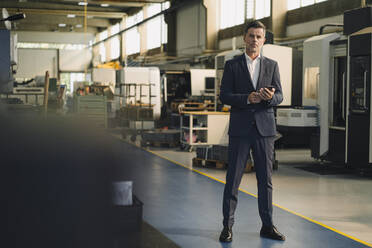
[319,23,343,35]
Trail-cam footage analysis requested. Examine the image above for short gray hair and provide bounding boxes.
[244,20,266,36]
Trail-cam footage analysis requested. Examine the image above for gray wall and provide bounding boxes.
[15,31,94,45]
[16,49,58,79]
[176,2,206,56]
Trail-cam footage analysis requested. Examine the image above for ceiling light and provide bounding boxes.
[67,14,76,18]
[76,24,83,28]
[58,23,66,27]
[101,4,109,7]
[78,2,88,6]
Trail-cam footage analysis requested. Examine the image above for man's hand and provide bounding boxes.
[248,92,262,104]
[259,87,275,101]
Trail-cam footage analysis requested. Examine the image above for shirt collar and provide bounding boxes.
[245,52,261,63]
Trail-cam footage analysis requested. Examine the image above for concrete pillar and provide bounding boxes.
[164,6,177,56]
[120,17,126,62]
[139,8,147,55]
[271,0,287,39]
[203,0,218,50]
[105,30,111,61]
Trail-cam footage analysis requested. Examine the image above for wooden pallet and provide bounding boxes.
[192,157,254,172]
[172,101,215,113]
[192,157,226,169]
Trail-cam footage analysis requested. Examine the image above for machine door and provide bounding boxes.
[328,56,347,162]
[332,56,347,127]
[347,55,371,166]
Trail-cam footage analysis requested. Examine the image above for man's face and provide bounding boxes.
[244,27,266,54]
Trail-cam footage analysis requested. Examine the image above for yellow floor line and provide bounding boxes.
[146,148,372,247]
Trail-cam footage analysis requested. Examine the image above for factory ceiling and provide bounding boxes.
[1,0,166,33]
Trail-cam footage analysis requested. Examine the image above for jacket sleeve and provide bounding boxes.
[265,62,283,107]
[219,60,249,107]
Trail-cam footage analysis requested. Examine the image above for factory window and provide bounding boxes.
[146,2,169,50]
[220,0,245,29]
[60,72,90,95]
[246,0,271,20]
[99,43,105,62]
[147,3,162,50]
[110,36,120,60]
[126,28,140,55]
[126,11,143,27]
[110,24,120,60]
[161,1,170,44]
[125,11,143,55]
[99,30,107,63]
[220,0,270,30]
[161,14,168,44]
[111,23,120,35]
[287,0,327,10]
[147,3,161,18]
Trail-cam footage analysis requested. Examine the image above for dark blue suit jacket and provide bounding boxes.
[220,54,283,137]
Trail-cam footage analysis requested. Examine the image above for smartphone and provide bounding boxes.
[265,85,276,91]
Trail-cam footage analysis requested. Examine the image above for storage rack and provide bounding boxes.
[119,83,156,141]
[180,111,229,151]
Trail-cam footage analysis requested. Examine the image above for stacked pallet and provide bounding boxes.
[119,106,153,121]
[141,129,180,148]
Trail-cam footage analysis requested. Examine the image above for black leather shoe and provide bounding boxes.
[260,225,285,241]
[219,226,233,242]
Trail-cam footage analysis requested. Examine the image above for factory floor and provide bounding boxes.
[113,132,372,247]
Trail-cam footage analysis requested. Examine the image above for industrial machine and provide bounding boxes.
[300,32,346,157]
[0,29,14,94]
[315,34,347,162]
[345,7,372,168]
[0,9,24,94]
[307,6,372,170]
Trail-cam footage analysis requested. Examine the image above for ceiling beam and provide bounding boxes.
[58,0,147,7]
[14,14,111,28]
[12,23,98,33]
[88,0,165,4]
[1,2,127,12]
[7,8,126,19]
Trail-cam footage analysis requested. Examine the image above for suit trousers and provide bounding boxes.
[222,125,275,228]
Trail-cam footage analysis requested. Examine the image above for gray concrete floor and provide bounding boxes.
[147,147,372,246]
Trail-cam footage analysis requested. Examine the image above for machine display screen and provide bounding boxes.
[205,77,215,91]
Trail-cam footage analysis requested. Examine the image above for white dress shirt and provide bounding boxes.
[245,53,261,104]
[245,52,261,90]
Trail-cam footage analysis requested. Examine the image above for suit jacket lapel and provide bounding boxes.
[239,54,255,90]
[256,56,266,90]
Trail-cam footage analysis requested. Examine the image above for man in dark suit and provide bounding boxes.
[219,20,285,242]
